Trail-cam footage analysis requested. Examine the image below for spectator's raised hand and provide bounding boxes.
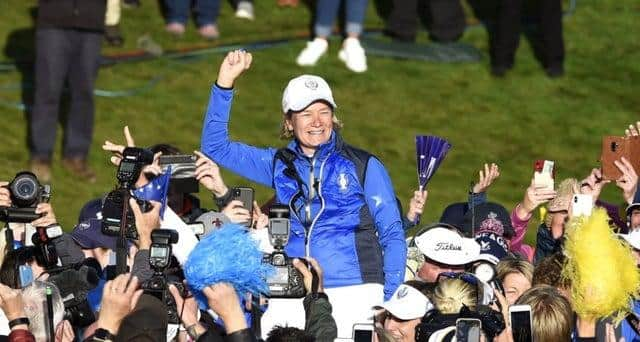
[54,320,75,342]
[96,273,143,335]
[406,190,428,223]
[194,150,228,197]
[614,157,638,204]
[202,283,246,333]
[625,121,640,137]
[252,201,268,229]
[102,126,136,166]
[473,163,500,194]
[221,200,251,224]
[216,50,253,88]
[0,283,26,321]
[293,257,324,294]
[31,202,57,228]
[0,182,11,207]
[518,179,557,217]
[580,168,610,202]
[129,199,161,249]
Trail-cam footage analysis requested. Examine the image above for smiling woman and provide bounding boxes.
[200,49,407,339]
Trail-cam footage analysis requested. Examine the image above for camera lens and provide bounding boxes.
[10,173,40,207]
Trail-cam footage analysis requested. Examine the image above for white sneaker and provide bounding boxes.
[235,1,255,20]
[296,38,329,66]
[338,37,367,73]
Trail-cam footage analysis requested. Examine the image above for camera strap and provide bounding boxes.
[250,296,262,338]
[625,312,640,336]
[115,190,130,275]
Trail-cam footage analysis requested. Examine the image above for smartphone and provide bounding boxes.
[456,318,481,342]
[18,265,33,288]
[352,323,374,342]
[509,304,533,342]
[533,159,555,191]
[158,154,199,193]
[601,136,640,181]
[571,194,593,218]
[232,187,254,226]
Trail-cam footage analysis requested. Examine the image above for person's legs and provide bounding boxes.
[538,0,564,76]
[62,29,101,182]
[428,0,466,42]
[30,28,71,166]
[296,0,341,66]
[337,0,368,72]
[195,0,221,38]
[386,0,419,42]
[490,0,523,76]
[164,0,190,34]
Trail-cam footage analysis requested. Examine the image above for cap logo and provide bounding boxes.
[478,211,505,236]
[304,79,318,90]
[397,287,409,299]
[78,222,90,230]
[435,242,462,251]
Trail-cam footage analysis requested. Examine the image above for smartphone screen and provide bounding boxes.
[511,309,533,342]
[18,265,33,288]
[456,318,481,342]
[353,327,373,342]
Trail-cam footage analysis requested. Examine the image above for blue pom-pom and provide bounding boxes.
[184,223,274,309]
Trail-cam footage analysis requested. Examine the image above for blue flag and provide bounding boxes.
[133,166,171,218]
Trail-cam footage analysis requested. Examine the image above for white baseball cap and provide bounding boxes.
[281,75,337,113]
[415,227,481,266]
[376,284,434,320]
[620,230,640,250]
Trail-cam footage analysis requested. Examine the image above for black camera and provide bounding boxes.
[30,225,63,269]
[0,172,51,223]
[102,147,155,240]
[47,259,102,328]
[117,147,155,188]
[141,229,183,324]
[263,204,305,298]
[101,189,151,240]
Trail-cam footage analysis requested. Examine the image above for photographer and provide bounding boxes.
[201,50,406,338]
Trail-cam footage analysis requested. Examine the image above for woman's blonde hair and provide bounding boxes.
[516,285,573,342]
[279,109,343,139]
[433,278,477,314]
[496,255,534,283]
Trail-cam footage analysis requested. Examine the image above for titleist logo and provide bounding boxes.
[435,242,462,251]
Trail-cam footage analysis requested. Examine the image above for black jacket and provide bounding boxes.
[534,223,563,264]
[37,0,106,31]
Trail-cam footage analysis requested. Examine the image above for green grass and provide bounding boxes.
[0,0,638,244]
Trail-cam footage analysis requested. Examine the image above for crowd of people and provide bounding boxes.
[0,48,639,341]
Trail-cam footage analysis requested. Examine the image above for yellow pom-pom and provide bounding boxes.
[562,208,640,322]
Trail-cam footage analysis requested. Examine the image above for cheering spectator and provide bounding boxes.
[375,283,433,342]
[413,226,480,282]
[496,256,533,305]
[515,286,573,342]
[201,50,406,338]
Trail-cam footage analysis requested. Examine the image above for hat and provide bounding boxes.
[475,232,509,264]
[71,219,117,250]
[619,230,640,250]
[415,227,481,266]
[281,75,337,113]
[439,203,469,233]
[547,178,579,212]
[78,198,103,223]
[376,284,433,320]
[463,202,514,239]
[115,294,168,342]
[627,203,640,216]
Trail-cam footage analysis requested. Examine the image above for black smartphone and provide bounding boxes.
[232,187,254,226]
[456,318,481,342]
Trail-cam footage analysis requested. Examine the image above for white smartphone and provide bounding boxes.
[571,194,593,218]
[456,318,481,342]
[534,159,555,191]
[509,304,533,342]
[352,323,374,342]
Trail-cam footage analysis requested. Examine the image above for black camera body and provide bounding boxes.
[101,188,151,240]
[141,229,182,324]
[0,172,50,223]
[30,225,63,269]
[263,204,306,298]
[102,147,155,240]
